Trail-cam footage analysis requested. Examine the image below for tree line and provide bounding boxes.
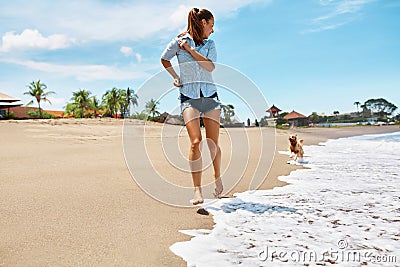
[26,80,396,125]
[271,98,398,127]
[24,80,140,119]
[23,80,238,123]
[65,87,138,118]
[308,98,398,125]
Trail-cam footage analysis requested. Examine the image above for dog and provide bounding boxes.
[288,134,304,162]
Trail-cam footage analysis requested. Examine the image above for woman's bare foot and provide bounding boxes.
[193,187,204,205]
[214,177,223,199]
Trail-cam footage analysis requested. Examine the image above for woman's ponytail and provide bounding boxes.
[183,8,213,46]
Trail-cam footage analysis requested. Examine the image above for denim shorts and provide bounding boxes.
[180,92,220,115]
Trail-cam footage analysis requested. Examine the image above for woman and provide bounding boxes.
[161,8,223,205]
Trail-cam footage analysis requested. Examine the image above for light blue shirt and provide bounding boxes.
[161,33,217,99]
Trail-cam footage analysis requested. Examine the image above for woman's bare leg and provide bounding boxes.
[182,107,203,204]
[202,108,223,198]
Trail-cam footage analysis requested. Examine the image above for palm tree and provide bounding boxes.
[221,104,235,124]
[64,102,79,117]
[71,89,91,118]
[103,87,121,118]
[90,96,101,118]
[354,101,361,116]
[145,98,160,120]
[125,87,139,117]
[333,110,340,117]
[119,90,127,118]
[24,80,55,119]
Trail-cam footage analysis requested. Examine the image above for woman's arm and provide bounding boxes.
[178,40,215,72]
[161,59,181,87]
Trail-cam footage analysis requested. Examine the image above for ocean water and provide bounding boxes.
[170,132,400,266]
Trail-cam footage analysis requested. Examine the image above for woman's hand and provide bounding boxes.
[173,77,181,87]
[177,39,215,72]
[178,40,191,51]
[161,58,182,87]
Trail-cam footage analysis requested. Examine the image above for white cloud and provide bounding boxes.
[120,46,133,56]
[135,53,142,63]
[0,0,268,43]
[0,29,73,52]
[120,46,142,63]
[305,0,374,33]
[3,58,152,82]
[168,5,191,31]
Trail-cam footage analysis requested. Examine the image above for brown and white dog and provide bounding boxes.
[288,134,304,162]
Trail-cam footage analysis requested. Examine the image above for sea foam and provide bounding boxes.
[170,132,400,266]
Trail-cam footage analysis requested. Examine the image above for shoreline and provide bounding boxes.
[170,127,400,265]
[0,120,399,266]
[230,124,400,194]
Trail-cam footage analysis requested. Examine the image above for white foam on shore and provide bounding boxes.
[170,132,400,266]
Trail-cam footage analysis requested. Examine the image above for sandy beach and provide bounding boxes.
[0,119,399,266]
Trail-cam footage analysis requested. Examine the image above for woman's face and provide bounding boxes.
[202,18,214,39]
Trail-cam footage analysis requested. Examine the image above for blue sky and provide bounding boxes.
[0,0,399,120]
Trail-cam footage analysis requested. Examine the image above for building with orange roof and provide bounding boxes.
[0,92,23,118]
[284,110,308,127]
[0,106,65,119]
[1,92,65,119]
[44,109,65,118]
